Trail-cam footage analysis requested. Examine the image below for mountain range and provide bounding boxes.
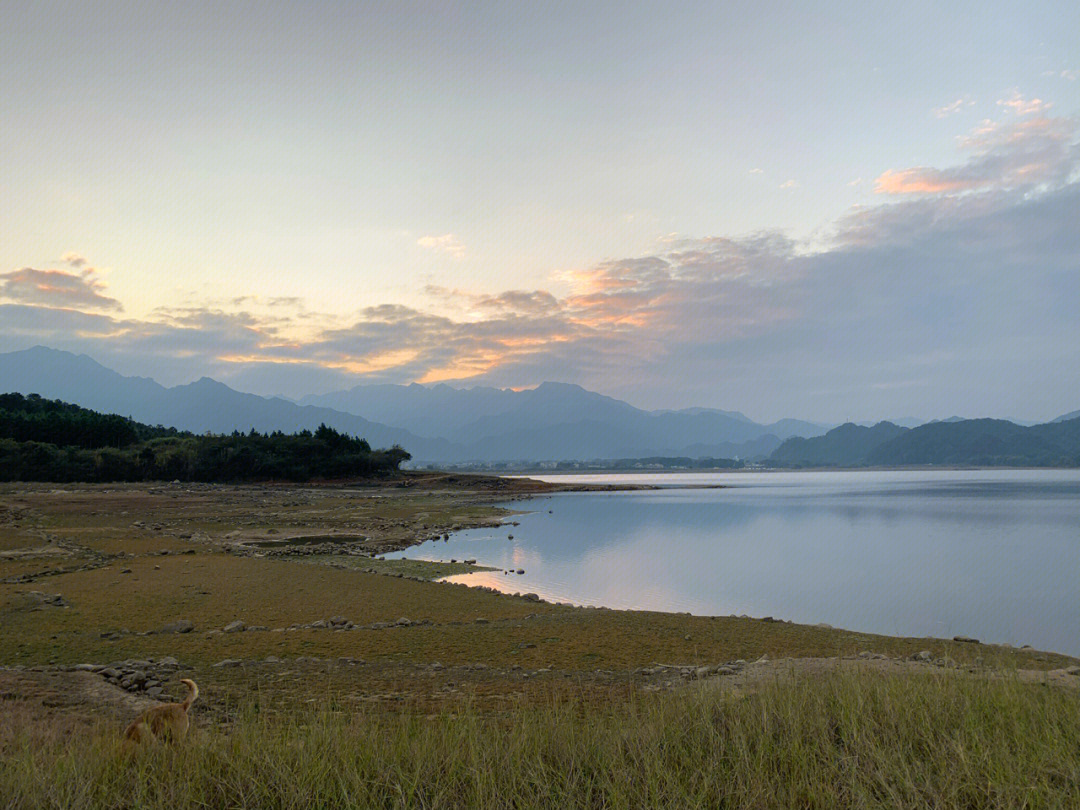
[771,418,1080,467]
[1,346,1075,465]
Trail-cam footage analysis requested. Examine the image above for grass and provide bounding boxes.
[305,553,496,580]
[3,669,1078,809]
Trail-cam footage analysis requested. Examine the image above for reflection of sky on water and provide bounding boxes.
[385,470,1080,655]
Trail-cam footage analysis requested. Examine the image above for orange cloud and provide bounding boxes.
[873,168,976,195]
[996,90,1052,116]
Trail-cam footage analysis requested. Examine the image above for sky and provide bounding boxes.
[1,0,1078,422]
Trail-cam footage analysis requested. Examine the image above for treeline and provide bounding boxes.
[0,392,179,447]
[770,417,1080,468]
[0,393,410,482]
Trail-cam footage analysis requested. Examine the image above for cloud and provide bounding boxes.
[2,113,1079,418]
[748,168,763,174]
[0,267,122,310]
[62,252,88,268]
[417,233,467,259]
[873,167,974,194]
[874,114,1078,195]
[996,90,1052,116]
[934,96,975,118]
[779,179,798,189]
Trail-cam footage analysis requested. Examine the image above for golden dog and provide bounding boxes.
[123,678,198,748]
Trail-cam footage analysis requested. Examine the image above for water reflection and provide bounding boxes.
[386,470,1080,655]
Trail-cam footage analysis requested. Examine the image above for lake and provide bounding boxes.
[387,470,1080,656]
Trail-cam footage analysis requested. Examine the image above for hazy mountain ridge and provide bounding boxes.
[3,347,1074,465]
[771,417,1080,467]
[0,347,827,462]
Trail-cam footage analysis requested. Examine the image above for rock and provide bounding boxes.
[952,635,979,644]
[310,620,327,629]
[694,666,711,679]
[395,617,412,627]
[522,593,540,602]
[464,558,476,565]
[223,620,246,633]
[716,665,736,675]
[474,618,489,624]
[328,616,349,627]
[160,619,194,634]
[915,650,933,662]
[515,569,525,575]
[213,658,243,668]
[1065,666,1080,676]
[146,687,164,698]
[430,662,444,670]
[120,568,132,574]
[72,663,99,672]
[264,656,283,664]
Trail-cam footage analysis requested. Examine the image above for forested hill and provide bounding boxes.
[769,421,907,467]
[770,417,1080,468]
[0,392,410,482]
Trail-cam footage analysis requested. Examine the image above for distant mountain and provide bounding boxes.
[0,347,450,458]
[302,379,829,455]
[1053,409,1080,423]
[867,418,1080,467]
[770,422,908,467]
[0,346,883,464]
[771,416,1080,467]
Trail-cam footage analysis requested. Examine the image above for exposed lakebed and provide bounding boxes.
[387,470,1080,656]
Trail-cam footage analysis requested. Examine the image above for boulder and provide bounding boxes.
[223,620,246,633]
[160,620,194,634]
[213,658,243,668]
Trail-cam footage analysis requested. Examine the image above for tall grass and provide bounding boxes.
[3,671,1078,809]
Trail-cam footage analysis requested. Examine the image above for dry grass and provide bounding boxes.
[3,670,1078,809]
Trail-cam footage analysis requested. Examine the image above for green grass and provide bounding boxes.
[4,670,1078,809]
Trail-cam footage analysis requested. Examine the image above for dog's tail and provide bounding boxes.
[180,678,199,710]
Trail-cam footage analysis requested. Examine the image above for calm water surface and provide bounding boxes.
[387,470,1080,655]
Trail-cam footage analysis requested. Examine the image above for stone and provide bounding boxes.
[694,666,711,679]
[522,593,540,602]
[952,635,979,644]
[223,620,245,633]
[329,616,348,626]
[213,658,243,668]
[146,687,164,698]
[310,620,327,629]
[160,620,194,634]
[1065,666,1080,676]
[72,663,99,672]
[515,569,525,575]
[716,666,736,675]
[395,617,412,627]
